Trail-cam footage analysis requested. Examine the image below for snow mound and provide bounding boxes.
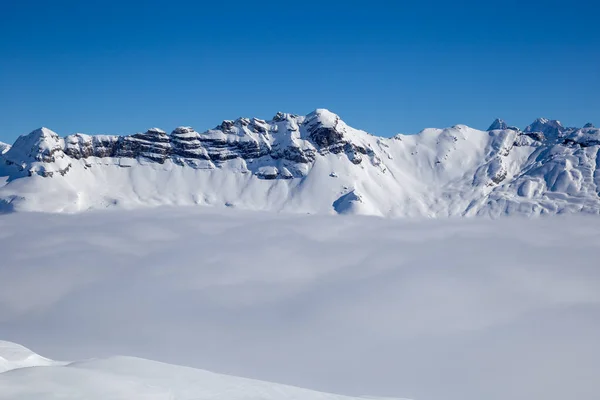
[0,341,61,373]
[0,341,373,400]
[332,190,378,215]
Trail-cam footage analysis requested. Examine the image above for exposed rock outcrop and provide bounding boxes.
[2,109,376,180]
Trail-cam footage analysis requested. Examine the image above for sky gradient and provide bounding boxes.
[1,0,599,143]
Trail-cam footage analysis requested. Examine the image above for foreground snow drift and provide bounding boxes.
[1,208,599,400]
[0,341,63,373]
[0,341,374,400]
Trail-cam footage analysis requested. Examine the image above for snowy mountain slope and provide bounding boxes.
[0,109,598,216]
[0,341,377,400]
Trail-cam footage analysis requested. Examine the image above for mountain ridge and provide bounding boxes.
[1,109,599,217]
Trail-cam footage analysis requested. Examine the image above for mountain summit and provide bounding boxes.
[1,109,599,217]
[524,118,565,140]
[487,118,508,131]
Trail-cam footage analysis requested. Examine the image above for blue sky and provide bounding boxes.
[1,0,598,142]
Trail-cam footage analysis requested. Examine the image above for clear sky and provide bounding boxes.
[1,0,598,143]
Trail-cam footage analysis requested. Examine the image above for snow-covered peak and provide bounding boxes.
[487,118,508,131]
[271,111,302,123]
[16,127,61,147]
[171,126,198,137]
[3,127,64,164]
[0,141,10,154]
[147,127,166,134]
[26,127,56,137]
[524,118,565,140]
[583,122,595,129]
[305,108,340,128]
[303,109,352,149]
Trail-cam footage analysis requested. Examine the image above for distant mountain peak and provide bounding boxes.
[524,118,565,140]
[526,117,563,130]
[20,127,61,143]
[487,118,508,131]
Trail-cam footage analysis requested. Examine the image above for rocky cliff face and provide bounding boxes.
[3,109,376,180]
[1,109,599,217]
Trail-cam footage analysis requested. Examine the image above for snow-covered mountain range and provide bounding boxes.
[1,109,598,216]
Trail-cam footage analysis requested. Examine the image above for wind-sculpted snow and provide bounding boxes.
[0,209,599,400]
[0,109,599,216]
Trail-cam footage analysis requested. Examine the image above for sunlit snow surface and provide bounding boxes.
[1,207,599,400]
